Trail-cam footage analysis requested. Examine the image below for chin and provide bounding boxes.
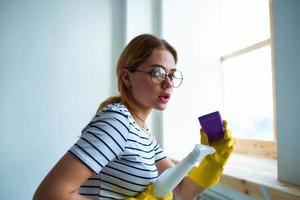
[155,104,168,111]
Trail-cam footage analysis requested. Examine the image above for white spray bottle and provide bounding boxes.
[152,144,215,198]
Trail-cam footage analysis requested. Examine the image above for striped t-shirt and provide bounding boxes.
[69,103,166,199]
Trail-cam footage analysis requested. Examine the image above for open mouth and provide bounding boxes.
[159,93,170,103]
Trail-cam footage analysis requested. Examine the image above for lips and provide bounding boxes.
[158,93,170,103]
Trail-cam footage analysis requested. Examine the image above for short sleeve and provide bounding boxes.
[151,135,167,162]
[69,105,130,173]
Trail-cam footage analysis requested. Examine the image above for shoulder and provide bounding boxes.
[100,103,143,129]
[95,103,147,135]
[101,103,129,114]
[80,103,131,135]
[98,103,131,121]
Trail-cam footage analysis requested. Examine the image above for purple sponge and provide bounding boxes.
[198,111,224,142]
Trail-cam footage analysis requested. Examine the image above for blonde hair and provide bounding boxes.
[97,34,177,112]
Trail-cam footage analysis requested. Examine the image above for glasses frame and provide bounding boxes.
[129,64,183,88]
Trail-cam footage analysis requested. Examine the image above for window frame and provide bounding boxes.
[220,0,276,159]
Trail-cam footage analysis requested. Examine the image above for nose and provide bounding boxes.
[161,75,172,89]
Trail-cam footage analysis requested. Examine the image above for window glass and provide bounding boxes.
[222,46,274,140]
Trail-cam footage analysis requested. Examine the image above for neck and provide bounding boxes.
[132,111,145,123]
[131,109,151,131]
[123,102,151,130]
[132,112,147,130]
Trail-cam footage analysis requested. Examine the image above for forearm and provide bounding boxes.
[173,176,204,200]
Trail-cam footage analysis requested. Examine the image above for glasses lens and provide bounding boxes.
[151,66,166,84]
[150,66,183,88]
[171,70,183,88]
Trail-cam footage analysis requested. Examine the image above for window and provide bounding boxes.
[161,0,275,160]
[220,0,276,158]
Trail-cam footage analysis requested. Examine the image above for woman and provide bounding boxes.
[33,34,234,200]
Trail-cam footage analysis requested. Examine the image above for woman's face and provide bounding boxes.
[128,49,176,111]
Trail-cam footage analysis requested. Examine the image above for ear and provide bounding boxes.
[120,68,132,88]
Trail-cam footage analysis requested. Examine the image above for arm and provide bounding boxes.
[155,158,204,200]
[33,152,93,200]
[155,121,235,200]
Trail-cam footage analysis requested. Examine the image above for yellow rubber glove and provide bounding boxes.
[188,120,235,188]
[126,183,173,200]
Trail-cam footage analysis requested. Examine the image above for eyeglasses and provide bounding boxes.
[129,65,183,88]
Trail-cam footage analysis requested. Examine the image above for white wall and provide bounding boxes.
[272,0,300,186]
[126,0,153,41]
[0,0,125,199]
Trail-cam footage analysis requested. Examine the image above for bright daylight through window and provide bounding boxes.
[220,0,274,142]
[161,0,274,160]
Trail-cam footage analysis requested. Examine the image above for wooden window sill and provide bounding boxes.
[219,153,300,200]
